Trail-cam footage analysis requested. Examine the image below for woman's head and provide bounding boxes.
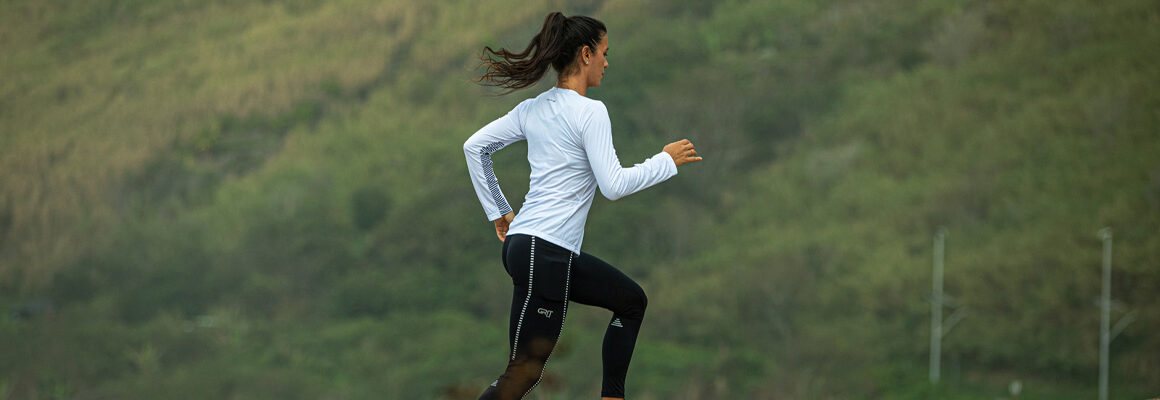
[477,12,607,93]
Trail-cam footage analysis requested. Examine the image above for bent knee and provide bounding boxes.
[620,285,648,320]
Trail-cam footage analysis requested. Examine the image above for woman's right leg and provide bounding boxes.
[568,252,648,399]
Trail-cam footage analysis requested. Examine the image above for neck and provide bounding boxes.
[556,74,587,97]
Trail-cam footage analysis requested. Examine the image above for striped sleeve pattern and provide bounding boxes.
[464,100,529,221]
[479,141,514,217]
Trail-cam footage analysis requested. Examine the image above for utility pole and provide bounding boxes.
[1098,227,1112,400]
[930,227,947,384]
[1094,227,1137,400]
[929,227,966,384]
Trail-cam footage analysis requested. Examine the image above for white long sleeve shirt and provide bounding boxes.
[463,87,678,254]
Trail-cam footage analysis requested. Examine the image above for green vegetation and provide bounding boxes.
[2,0,1157,398]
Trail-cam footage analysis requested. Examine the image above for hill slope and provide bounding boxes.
[2,0,1157,398]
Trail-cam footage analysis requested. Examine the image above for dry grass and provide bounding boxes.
[0,0,562,286]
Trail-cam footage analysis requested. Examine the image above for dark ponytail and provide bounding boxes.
[477,12,606,93]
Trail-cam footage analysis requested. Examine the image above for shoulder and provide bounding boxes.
[579,96,607,112]
[501,97,538,126]
[571,98,611,139]
[574,97,609,121]
[511,97,537,114]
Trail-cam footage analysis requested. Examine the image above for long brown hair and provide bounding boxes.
[477,12,606,93]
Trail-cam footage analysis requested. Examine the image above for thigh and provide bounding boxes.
[568,251,644,312]
[504,235,571,301]
[502,235,573,359]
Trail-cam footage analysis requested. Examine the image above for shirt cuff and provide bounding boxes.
[486,209,508,221]
[655,151,679,176]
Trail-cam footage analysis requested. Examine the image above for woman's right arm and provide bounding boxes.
[464,101,530,222]
[582,102,701,201]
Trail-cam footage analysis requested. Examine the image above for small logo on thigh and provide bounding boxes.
[537,308,554,318]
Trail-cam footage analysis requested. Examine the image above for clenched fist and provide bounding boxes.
[663,139,703,167]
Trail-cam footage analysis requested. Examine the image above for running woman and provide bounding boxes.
[463,12,702,400]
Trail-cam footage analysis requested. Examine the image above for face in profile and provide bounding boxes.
[586,34,609,88]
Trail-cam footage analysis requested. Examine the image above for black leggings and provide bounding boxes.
[479,234,647,399]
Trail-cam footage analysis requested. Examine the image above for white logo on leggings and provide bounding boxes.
[537,308,554,318]
[610,318,624,328]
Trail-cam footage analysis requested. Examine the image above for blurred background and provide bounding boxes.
[1,0,1157,398]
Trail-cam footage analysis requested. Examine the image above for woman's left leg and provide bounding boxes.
[479,235,574,400]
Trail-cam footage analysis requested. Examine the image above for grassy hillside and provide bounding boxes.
[2,0,1157,399]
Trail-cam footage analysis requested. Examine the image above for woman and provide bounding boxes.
[463,12,701,400]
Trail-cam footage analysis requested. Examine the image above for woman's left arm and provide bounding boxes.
[464,101,530,223]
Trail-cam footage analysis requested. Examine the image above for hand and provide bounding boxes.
[663,139,703,167]
[494,211,515,242]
